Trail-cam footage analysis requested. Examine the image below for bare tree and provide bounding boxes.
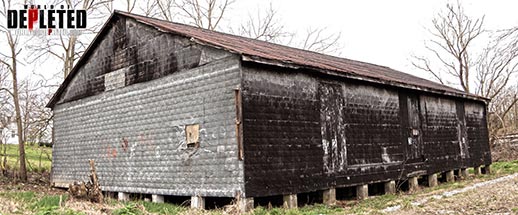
[412,3,484,92]
[28,0,113,78]
[176,0,233,30]
[18,79,53,172]
[0,0,29,181]
[479,28,518,139]
[232,3,342,55]
[0,66,13,176]
[155,0,175,21]
[488,86,518,138]
[151,0,343,55]
[138,1,159,17]
[476,28,518,96]
[295,27,342,55]
[154,0,233,30]
[233,3,290,43]
[19,80,52,146]
[414,2,518,141]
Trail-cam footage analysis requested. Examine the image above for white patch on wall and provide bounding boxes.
[104,68,126,91]
[322,138,330,173]
[381,147,391,163]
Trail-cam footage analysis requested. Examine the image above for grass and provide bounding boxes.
[0,191,82,215]
[1,147,517,215]
[141,201,187,214]
[247,160,518,215]
[251,204,344,215]
[349,194,403,213]
[112,203,144,215]
[0,190,37,202]
[111,201,188,215]
[491,160,518,175]
[0,144,52,172]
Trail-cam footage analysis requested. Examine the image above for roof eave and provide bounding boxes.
[241,55,490,103]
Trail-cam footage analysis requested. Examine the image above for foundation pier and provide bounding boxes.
[191,195,205,209]
[384,181,396,194]
[460,168,469,179]
[152,194,164,203]
[237,197,254,212]
[474,166,482,175]
[323,188,336,205]
[482,165,491,174]
[118,192,130,201]
[427,173,438,187]
[445,170,455,182]
[283,194,297,208]
[356,184,368,200]
[408,176,419,192]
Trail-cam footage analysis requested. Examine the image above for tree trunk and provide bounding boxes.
[1,140,6,176]
[64,36,77,77]
[10,43,27,181]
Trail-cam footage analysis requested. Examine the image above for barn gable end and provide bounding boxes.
[51,14,244,197]
[55,15,232,106]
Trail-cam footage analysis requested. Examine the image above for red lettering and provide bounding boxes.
[28,8,38,30]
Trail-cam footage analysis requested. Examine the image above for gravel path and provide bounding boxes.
[385,174,518,215]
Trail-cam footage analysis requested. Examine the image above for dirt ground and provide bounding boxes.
[0,172,59,194]
[492,142,518,162]
[2,172,518,214]
[387,174,518,215]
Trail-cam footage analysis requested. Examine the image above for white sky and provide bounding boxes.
[3,0,518,88]
[227,0,518,79]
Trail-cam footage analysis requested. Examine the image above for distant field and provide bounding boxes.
[0,144,52,172]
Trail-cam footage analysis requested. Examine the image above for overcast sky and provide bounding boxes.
[226,0,518,79]
[4,0,518,89]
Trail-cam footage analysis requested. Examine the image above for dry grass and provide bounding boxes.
[391,175,518,215]
[1,161,518,214]
[492,142,518,162]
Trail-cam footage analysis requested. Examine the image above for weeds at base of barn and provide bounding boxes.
[1,144,518,214]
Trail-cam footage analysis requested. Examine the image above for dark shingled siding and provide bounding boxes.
[242,63,491,197]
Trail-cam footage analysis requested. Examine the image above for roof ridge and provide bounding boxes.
[47,11,488,108]
[115,10,371,64]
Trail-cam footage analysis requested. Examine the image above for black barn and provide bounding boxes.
[47,11,491,211]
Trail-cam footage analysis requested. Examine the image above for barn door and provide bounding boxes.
[319,82,346,174]
[399,93,424,163]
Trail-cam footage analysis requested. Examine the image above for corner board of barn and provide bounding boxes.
[47,11,492,211]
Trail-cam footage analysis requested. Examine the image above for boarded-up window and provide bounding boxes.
[104,68,126,91]
[186,124,200,148]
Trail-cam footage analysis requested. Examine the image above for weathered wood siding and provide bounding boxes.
[241,63,491,197]
[464,102,491,165]
[51,17,244,197]
[51,15,490,199]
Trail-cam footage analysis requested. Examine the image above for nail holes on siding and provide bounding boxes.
[186,124,200,148]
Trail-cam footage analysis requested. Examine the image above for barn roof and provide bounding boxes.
[47,11,487,108]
